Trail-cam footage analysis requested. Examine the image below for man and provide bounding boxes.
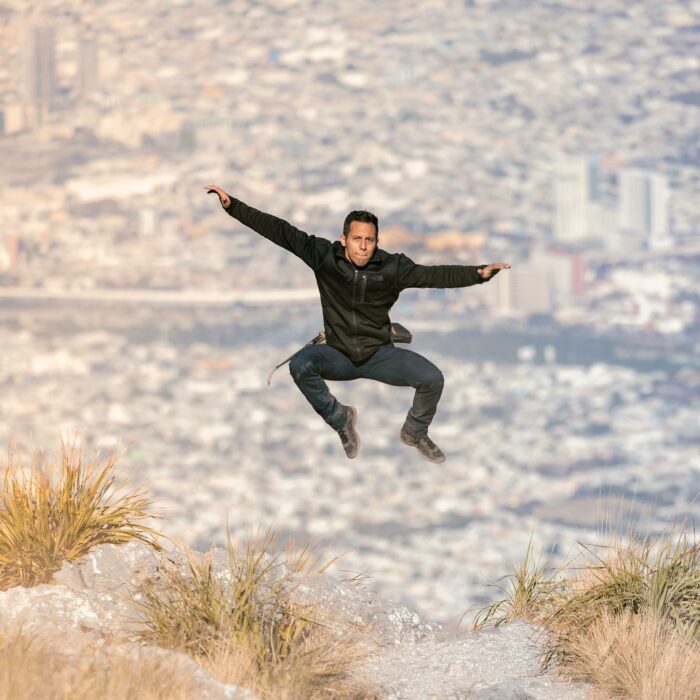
[205,184,510,463]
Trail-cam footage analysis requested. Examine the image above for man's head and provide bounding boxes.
[340,210,378,267]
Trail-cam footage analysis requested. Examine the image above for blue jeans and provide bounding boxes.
[289,343,444,438]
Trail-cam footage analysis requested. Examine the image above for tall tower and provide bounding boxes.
[618,169,670,251]
[553,154,601,243]
[648,173,670,250]
[25,21,57,109]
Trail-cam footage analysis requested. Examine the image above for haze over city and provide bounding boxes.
[0,0,698,623]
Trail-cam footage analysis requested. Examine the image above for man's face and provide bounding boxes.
[340,221,378,268]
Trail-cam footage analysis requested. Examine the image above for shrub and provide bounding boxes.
[474,525,700,699]
[0,441,161,589]
[135,529,377,699]
[544,529,700,667]
[563,609,700,700]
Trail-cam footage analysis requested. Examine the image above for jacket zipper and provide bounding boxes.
[360,273,367,304]
[352,269,360,357]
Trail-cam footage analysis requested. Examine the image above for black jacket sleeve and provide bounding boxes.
[225,198,332,271]
[396,253,489,290]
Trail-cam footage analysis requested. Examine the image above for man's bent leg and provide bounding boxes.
[288,344,357,430]
[360,345,444,438]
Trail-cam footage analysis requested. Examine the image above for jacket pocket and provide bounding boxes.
[359,273,384,304]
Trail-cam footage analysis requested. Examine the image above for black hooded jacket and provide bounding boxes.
[225,198,491,363]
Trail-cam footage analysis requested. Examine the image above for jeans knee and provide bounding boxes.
[418,368,444,390]
[289,353,314,381]
[288,355,303,380]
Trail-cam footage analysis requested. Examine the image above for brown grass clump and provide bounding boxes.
[545,530,700,667]
[0,441,161,589]
[202,623,376,700]
[135,529,378,699]
[473,524,700,699]
[565,609,700,700]
[0,631,199,700]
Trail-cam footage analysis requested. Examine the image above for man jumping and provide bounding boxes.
[205,185,510,463]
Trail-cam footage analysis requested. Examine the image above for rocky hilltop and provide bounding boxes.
[0,541,591,699]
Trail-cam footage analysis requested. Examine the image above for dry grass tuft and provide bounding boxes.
[0,631,199,700]
[565,610,700,700]
[135,529,378,699]
[202,624,377,700]
[0,440,161,590]
[471,537,562,630]
[474,524,700,699]
[545,530,700,668]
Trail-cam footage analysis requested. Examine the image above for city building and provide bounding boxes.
[618,168,671,252]
[529,246,585,308]
[486,263,552,316]
[553,154,601,244]
[24,20,56,124]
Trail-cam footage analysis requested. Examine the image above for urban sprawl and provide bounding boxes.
[0,0,698,622]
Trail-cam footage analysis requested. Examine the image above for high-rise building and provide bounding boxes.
[25,21,56,109]
[484,264,552,316]
[529,247,586,307]
[587,200,619,250]
[553,154,601,243]
[586,152,602,203]
[618,168,670,251]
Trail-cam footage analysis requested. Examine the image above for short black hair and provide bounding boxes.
[342,210,378,238]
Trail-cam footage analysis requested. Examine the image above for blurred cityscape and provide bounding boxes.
[0,0,699,623]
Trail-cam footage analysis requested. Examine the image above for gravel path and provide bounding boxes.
[356,620,592,700]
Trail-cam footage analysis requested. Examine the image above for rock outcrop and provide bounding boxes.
[0,542,591,699]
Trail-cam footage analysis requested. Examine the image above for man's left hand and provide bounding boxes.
[477,262,511,280]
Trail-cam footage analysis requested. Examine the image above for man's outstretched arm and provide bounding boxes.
[397,253,510,290]
[204,185,331,271]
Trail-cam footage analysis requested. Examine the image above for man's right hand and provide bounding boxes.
[203,184,231,210]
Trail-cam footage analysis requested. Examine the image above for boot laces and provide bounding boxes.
[421,436,437,451]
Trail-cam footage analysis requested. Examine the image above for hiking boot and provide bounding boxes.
[337,406,360,459]
[400,426,446,463]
